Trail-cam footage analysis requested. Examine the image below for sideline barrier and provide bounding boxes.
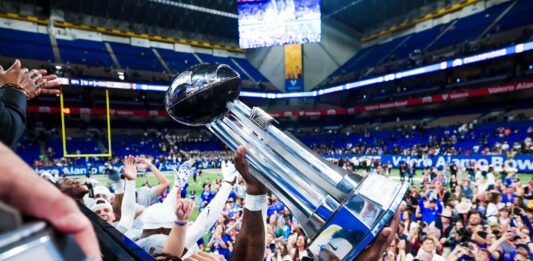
[326,154,533,173]
[35,154,533,175]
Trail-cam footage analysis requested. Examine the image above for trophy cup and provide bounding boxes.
[165,63,408,260]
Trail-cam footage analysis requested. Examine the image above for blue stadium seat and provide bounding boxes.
[0,28,54,61]
[394,27,441,58]
[108,42,165,72]
[155,48,199,73]
[326,0,519,83]
[348,36,408,72]
[493,0,533,31]
[431,2,511,49]
[57,39,114,67]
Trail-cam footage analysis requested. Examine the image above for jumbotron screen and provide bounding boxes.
[237,0,321,49]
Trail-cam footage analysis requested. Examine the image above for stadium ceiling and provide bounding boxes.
[322,0,450,34]
[3,0,239,42]
[5,0,451,43]
[53,0,239,40]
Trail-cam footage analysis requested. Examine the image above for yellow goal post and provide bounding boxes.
[59,88,112,158]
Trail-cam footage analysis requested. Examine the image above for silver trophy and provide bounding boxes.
[164,63,408,261]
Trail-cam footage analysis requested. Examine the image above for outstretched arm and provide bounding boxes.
[0,60,28,148]
[164,198,194,258]
[436,198,443,213]
[185,161,238,249]
[418,196,426,212]
[137,157,169,197]
[488,232,511,259]
[231,146,268,261]
[116,156,137,234]
[185,182,232,248]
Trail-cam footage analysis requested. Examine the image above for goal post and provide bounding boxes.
[59,88,113,158]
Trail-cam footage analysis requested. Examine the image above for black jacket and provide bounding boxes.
[0,87,27,148]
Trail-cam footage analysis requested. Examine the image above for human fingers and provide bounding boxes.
[233,146,250,179]
[233,145,266,195]
[29,69,42,80]
[7,59,21,71]
[0,144,101,259]
[36,88,61,95]
[184,200,194,218]
[355,210,400,261]
[40,74,59,86]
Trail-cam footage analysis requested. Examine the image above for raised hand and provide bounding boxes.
[174,161,193,187]
[355,210,400,261]
[0,60,34,97]
[175,198,195,222]
[27,69,60,99]
[135,156,151,165]
[0,60,24,86]
[221,160,238,185]
[122,156,137,180]
[234,145,267,195]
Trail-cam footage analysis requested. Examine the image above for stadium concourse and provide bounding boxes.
[0,0,532,260]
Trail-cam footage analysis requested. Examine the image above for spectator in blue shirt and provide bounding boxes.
[208,225,230,259]
[418,195,442,225]
[461,179,473,199]
[267,194,285,216]
[501,186,518,205]
[201,183,214,203]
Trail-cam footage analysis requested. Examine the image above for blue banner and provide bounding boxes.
[34,160,222,177]
[34,162,177,177]
[35,154,533,176]
[324,154,533,173]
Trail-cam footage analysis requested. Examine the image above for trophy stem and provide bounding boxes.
[206,100,379,238]
[207,116,323,235]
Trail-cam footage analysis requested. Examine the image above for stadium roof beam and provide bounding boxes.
[148,0,237,19]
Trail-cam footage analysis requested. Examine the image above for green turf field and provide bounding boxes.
[85,168,532,198]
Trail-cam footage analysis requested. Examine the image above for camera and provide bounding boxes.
[0,202,86,261]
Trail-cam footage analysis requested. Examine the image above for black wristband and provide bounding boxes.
[174,220,188,227]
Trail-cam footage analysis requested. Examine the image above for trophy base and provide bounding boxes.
[308,174,409,261]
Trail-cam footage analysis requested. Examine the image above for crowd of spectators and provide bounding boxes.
[22,114,531,260]
[22,117,532,170]
[312,122,533,157]
[41,145,392,260]
[41,144,532,260]
[378,161,533,261]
